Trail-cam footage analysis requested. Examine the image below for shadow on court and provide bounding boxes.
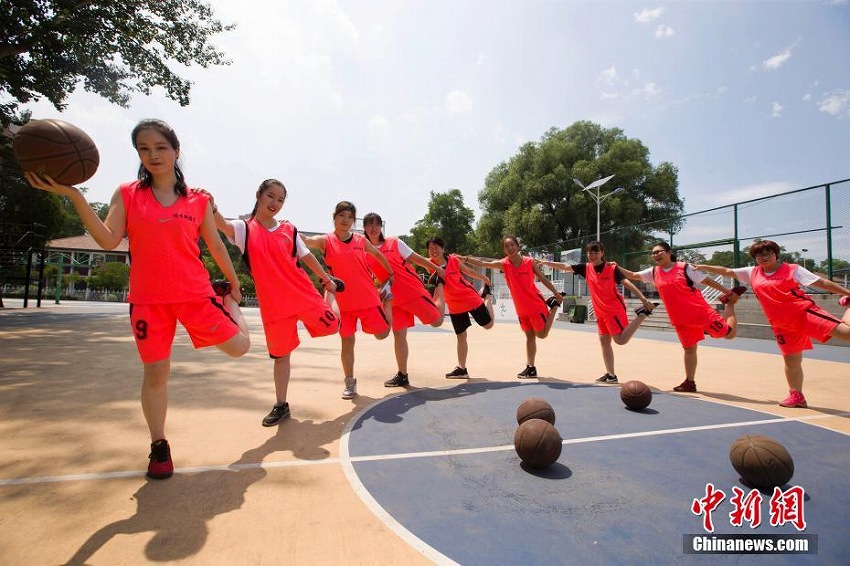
[65,402,363,565]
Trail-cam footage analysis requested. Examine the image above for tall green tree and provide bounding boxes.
[87,261,129,291]
[405,189,476,255]
[476,121,685,258]
[0,1,234,127]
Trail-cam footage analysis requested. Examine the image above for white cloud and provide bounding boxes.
[825,0,848,5]
[818,90,850,116]
[641,82,661,96]
[655,24,674,38]
[600,91,621,100]
[762,46,794,70]
[771,101,784,117]
[368,115,391,136]
[445,90,474,114]
[634,7,664,23]
[803,93,811,101]
[713,182,796,204]
[599,66,618,85]
[744,95,757,103]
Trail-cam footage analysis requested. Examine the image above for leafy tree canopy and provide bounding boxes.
[475,121,685,257]
[88,261,129,291]
[404,189,476,256]
[0,0,234,127]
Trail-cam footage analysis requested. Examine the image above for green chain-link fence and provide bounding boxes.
[527,178,850,289]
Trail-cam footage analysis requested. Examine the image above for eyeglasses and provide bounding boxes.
[587,250,602,254]
[651,250,666,256]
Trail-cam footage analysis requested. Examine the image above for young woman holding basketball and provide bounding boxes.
[620,241,742,394]
[426,236,495,379]
[301,202,393,400]
[461,236,563,378]
[696,240,850,408]
[537,241,657,384]
[362,213,446,387]
[25,119,250,480]
[214,179,340,426]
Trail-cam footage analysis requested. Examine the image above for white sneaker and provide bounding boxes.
[342,377,357,400]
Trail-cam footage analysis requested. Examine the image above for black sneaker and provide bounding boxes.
[480,284,492,299]
[595,373,618,384]
[262,402,291,427]
[517,365,538,379]
[546,292,566,308]
[147,439,173,479]
[445,366,469,379]
[428,272,445,287]
[328,276,345,292]
[634,302,659,317]
[212,279,232,297]
[384,372,410,387]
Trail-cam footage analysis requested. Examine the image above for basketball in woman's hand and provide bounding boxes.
[13,119,100,185]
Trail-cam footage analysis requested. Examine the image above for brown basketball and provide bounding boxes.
[729,434,794,489]
[13,119,100,185]
[620,380,652,411]
[516,397,555,425]
[514,418,562,469]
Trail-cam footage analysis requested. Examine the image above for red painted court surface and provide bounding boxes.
[1,300,848,564]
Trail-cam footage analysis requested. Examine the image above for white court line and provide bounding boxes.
[3,410,848,488]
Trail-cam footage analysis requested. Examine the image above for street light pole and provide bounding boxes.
[573,174,621,241]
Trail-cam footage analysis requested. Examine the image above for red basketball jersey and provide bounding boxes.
[366,237,428,307]
[323,232,381,312]
[501,256,546,316]
[245,218,327,322]
[121,180,213,304]
[585,262,626,318]
[653,262,715,326]
[750,263,815,330]
[436,254,483,314]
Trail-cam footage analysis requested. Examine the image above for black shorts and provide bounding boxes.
[449,303,492,335]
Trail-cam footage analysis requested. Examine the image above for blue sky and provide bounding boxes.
[18,0,850,239]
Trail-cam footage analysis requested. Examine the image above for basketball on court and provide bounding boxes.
[514,418,562,469]
[516,397,555,425]
[729,434,794,490]
[620,380,652,411]
[12,119,100,185]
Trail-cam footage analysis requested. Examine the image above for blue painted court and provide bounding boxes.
[343,382,850,565]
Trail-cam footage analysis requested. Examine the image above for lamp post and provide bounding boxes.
[573,174,622,242]
[801,249,809,271]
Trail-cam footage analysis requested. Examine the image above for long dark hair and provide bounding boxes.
[131,119,187,196]
[250,179,287,218]
[363,212,385,242]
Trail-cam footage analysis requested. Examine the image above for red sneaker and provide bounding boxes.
[720,286,747,304]
[147,439,174,479]
[211,279,232,297]
[673,379,697,393]
[779,390,808,408]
